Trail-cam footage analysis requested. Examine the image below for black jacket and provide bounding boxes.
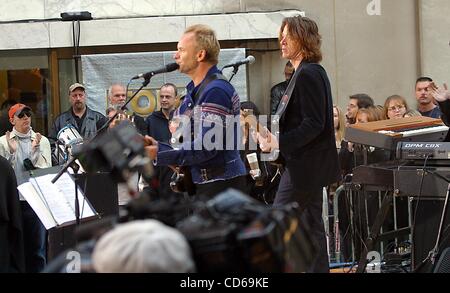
[132,114,148,136]
[278,62,340,191]
[438,100,450,141]
[270,80,288,115]
[0,156,25,272]
[146,110,172,142]
[145,110,178,198]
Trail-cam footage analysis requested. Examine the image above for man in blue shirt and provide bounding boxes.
[144,24,247,199]
[416,77,442,118]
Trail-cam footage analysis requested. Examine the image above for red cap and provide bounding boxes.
[9,103,31,120]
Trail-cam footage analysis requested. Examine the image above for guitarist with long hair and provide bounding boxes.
[144,24,247,199]
[258,15,340,273]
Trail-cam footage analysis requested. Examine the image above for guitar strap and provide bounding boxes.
[192,73,228,105]
[273,63,304,122]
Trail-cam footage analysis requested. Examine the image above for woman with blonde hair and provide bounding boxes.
[383,95,409,119]
[403,109,422,118]
[355,106,383,124]
[333,105,346,150]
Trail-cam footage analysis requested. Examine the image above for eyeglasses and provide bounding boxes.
[17,111,32,119]
[388,105,405,112]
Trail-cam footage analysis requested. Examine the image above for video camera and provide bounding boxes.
[122,189,316,273]
[72,120,153,184]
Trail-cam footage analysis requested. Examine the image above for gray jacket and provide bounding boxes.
[49,106,106,141]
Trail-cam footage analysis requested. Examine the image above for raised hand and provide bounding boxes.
[429,82,450,103]
[32,133,42,149]
[257,130,279,153]
[5,131,17,154]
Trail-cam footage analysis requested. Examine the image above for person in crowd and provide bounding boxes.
[333,105,346,151]
[106,83,148,135]
[415,77,442,118]
[257,15,340,273]
[144,83,180,199]
[91,219,195,273]
[403,109,422,117]
[270,61,294,115]
[429,81,450,141]
[383,95,409,120]
[0,103,51,272]
[345,94,374,125]
[143,24,247,199]
[0,99,17,136]
[239,101,279,204]
[49,83,107,142]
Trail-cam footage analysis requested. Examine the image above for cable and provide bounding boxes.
[411,154,431,271]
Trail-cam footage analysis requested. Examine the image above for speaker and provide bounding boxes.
[411,199,450,273]
[433,247,450,273]
[47,172,118,261]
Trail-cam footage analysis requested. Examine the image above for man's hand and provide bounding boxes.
[5,131,17,154]
[143,135,158,160]
[257,130,279,153]
[429,82,450,103]
[32,133,42,150]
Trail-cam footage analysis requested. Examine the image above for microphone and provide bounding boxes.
[222,55,256,69]
[132,63,179,80]
[23,158,36,171]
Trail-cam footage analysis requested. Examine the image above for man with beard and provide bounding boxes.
[415,77,442,118]
[106,83,147,135]
[49,83,107,142]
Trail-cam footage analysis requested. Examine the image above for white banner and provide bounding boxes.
[81,49,248,117]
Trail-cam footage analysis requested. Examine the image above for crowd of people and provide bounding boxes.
[1,14,450,273]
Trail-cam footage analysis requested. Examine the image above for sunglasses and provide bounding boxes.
[17,110,32,119]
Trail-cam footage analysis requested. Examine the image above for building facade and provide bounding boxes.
[0,0,449,135]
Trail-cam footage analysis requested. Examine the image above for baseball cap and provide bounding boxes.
[68,82,85,94]
[9,103,32,120]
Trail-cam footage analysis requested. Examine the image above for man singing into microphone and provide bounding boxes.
[144,24,247,199]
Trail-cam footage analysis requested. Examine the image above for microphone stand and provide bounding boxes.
[226,65,239,82]
[51,77,152,225]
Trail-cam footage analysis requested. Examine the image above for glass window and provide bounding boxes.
[0,49,51,136]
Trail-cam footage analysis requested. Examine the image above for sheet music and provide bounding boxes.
[18,172,96,230]
[55,173,95,219]
[18,183,59,230]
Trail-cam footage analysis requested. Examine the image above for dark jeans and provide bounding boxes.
[274,169,329,273]
[195,176,247,199]
[21,201,47,273]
